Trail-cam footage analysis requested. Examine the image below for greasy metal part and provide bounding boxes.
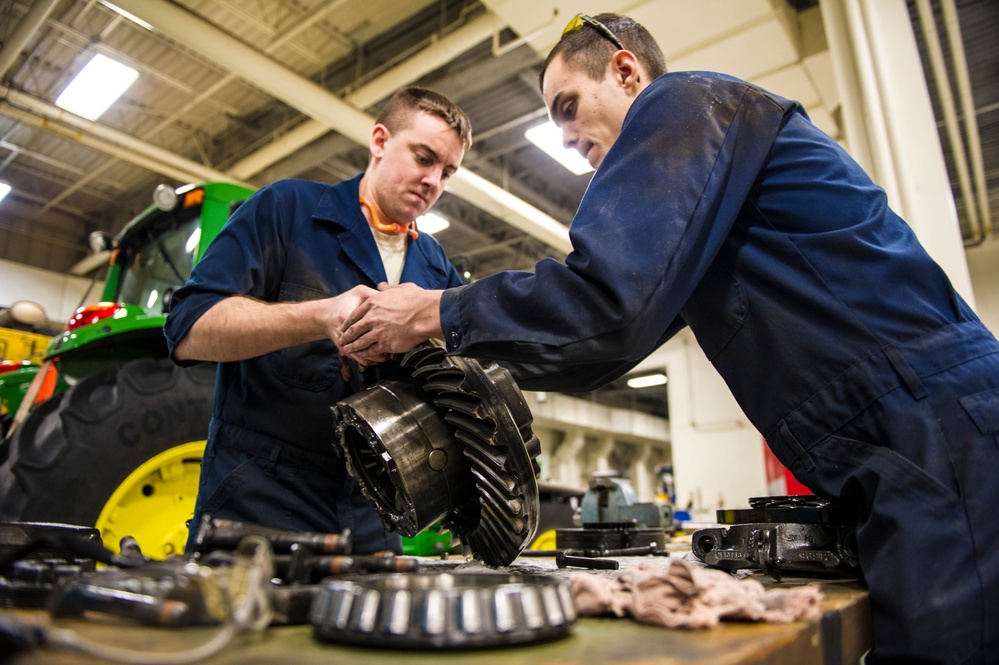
[555,523,669,556]
[333,342,541,567]
[0,522,101,609]
[276,548,422,584]
[270,583,321,627]
[691,523,860,581]
[333,379,475,537]
[692,496,860,581]
[0,521,102,562]
[47,559,230,626]
[597,544,665,557]
[310,573,575,649]
[192,515,352,555]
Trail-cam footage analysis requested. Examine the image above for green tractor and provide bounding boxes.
[0,182,254,559]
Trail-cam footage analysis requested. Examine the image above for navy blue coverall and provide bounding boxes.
[165,176,463,554]
[439,73,999,664]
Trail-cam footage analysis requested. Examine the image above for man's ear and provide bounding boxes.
[612,50,643,92]
[370,123,390,158]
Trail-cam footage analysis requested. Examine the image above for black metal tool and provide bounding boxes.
[276,545,423,584]
[1,522,105,610]
[50,583,193,627]
[191,515,351,555]
[691,495,860,581]
[555,552,619,570]
[47,560,229,627]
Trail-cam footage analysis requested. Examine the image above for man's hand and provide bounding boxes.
[340,283,444,362]
[324,284,378,347]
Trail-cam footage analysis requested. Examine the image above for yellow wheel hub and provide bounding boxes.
[528,528,558,551]
[96,441,205,559]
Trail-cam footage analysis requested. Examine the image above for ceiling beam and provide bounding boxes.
[0,88,251,187]
[112,0,572,255]
[0,0,60,80]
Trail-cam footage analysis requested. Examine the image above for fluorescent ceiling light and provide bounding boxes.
[100,2,154,30]
[55,54,139,121]
[416,212,450,235]
[0,183,10,203]
[627,373,667,389]
[525,121,593,175]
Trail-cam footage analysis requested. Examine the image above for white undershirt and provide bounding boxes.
[371,228,408,285]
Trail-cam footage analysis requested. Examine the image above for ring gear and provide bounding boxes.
[332,342,541,567]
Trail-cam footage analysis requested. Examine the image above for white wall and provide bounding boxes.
[966,239,999,335]
[0,258,102,324]
[658,332,766,517]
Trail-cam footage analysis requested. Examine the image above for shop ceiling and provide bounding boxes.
[0,0,992,278]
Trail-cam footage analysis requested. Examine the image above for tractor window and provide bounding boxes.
[117,211,201,315]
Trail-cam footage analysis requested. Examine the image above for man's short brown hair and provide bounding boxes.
[539,13,667,90]
[376,86,473,151]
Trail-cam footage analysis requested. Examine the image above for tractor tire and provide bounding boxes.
[0,358,215,555]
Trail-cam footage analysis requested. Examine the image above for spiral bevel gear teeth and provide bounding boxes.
[400,343,540,567]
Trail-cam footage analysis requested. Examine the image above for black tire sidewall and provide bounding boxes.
[0,358,215,527]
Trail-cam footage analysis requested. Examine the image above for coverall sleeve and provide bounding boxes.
[499,315,686,391]
[164,184,290,363]
[440,75,790,392]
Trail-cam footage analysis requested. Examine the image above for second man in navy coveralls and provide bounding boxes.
[340,15,999,665]
[164,87,469,555]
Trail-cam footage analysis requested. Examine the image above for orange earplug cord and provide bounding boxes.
[359,194,418,240]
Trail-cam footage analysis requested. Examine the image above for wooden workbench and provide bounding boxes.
[4,558,871,665]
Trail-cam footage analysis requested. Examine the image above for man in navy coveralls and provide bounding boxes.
[340,14,999,665]
[165,87,469,555]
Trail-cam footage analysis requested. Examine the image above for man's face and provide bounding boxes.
[542,54,635,170]
[369,111,465,224]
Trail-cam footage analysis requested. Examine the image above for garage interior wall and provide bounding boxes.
[966,242,999,332]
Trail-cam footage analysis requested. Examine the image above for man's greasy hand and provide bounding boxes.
[340,283,444,361]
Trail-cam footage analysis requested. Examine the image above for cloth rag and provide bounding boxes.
[570,559,822,629]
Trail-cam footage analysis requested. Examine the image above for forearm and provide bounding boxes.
[174,295,332,362]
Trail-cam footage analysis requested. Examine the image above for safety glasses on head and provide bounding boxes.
[561,13,624,51]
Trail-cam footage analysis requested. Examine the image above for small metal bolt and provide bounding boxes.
[427,449,448,471]
[555,551,619,570]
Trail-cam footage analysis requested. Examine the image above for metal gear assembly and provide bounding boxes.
[331,342,541,567]
[690,495,860,580]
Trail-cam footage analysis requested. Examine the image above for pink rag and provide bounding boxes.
[570,559,823,629]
